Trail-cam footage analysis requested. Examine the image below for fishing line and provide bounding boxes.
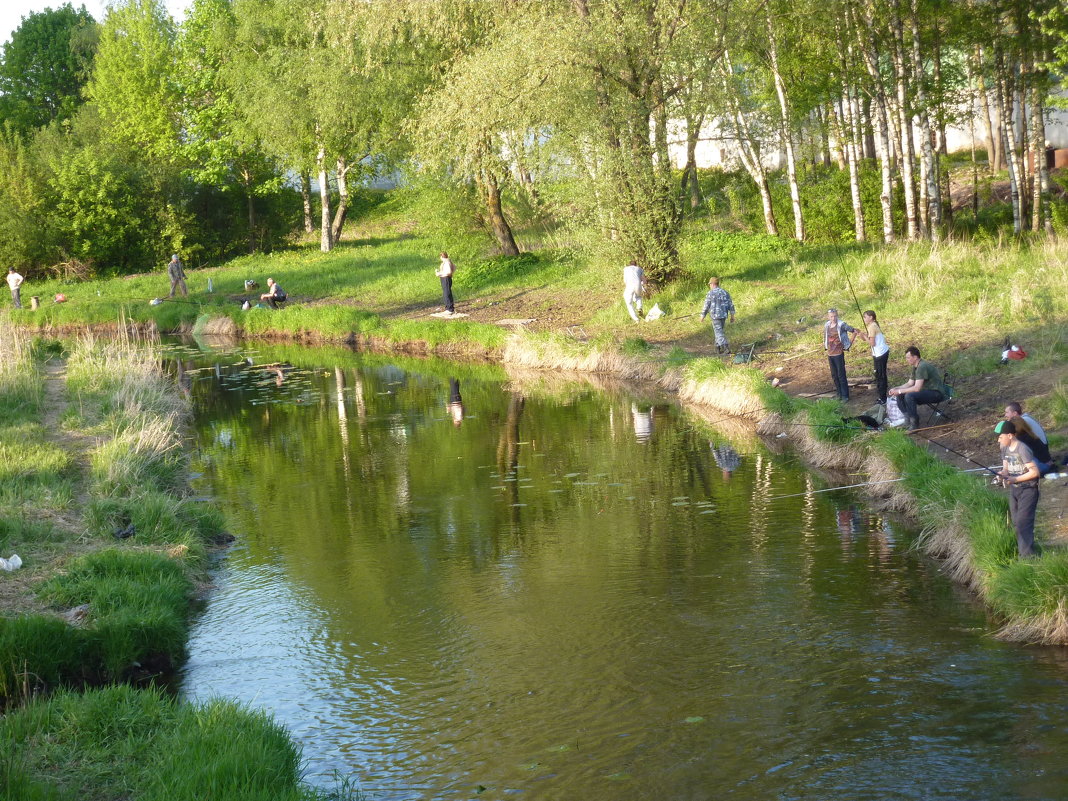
[909,428,1002,479]
[831,242,865,322]
[767,465,1000,501]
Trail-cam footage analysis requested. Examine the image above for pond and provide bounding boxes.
[175,343,1068,800]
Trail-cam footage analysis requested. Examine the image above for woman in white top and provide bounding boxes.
[436,251,455,314]
[858,310,890,404]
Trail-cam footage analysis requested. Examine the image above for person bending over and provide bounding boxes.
[260,278,287,309]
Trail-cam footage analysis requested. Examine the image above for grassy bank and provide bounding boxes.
[0,325,356,800]
[680,354,1068,643]
[9,202,1068,393]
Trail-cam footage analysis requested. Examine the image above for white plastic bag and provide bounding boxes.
[0,554,22,571]
[644,303,663,321]
[885,399,907,428]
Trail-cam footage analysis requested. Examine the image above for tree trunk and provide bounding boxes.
[842,93,866,242]
[856,3,896,242]
[316,140,333,253]
[478,169,520,256]
[680,113,704,209]
[861,96,876,160]
[1031,53,1052,234]
[721,51,778,236]
[891,0,918,240]
[331,156,350,244]
[300,172,314,234]
[910,0,941,239]
[767,5,804,241]
[816,104,832,166]
[995,47,1022,234]
[247,191,256,253]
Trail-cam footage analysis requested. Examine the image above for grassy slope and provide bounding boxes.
[12,201,1067,388]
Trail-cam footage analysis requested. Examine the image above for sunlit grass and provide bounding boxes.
[0,685,361,801]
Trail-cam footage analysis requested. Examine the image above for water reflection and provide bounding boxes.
[171,344,1068,801]
[447,378,464,427]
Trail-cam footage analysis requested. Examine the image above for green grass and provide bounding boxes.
[0,685,360,801]
[36,549,193,679]
[10,197,1068,385]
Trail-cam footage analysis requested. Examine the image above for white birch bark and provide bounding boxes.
[840,93,866,242]
[891,0,918,240]
[857,2,895,242]
[316,137,333,253]
[720,51,778,236]
[911,0,941,239]
[766,6,804,241]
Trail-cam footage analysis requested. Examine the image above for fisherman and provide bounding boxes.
[888,346,947,430]
[1005,402,1048,448]
[995,420,1041,558]
[436,251,456,315]
[7,267,23,309]
[166,254,188,298]
[1002,408,1053,474]
[700,277,736,354]
[622,260,646,322]
[823,308,857,401]
[260,278,287,309]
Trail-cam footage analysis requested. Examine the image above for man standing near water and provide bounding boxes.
[700,277,735,354]
[7,268,23,309]
[995,420,1041,558]
[166,254,188,298]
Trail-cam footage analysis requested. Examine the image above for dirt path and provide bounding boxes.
[39,359,97,535]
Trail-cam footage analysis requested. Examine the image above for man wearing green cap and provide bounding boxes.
[995,419,1041,558]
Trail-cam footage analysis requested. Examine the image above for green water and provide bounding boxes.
[178,345,1068,800]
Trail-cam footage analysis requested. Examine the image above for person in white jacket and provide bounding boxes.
[622,260,645,322]
[7,268,23,309]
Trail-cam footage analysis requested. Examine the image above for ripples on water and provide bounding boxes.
[173,344,1068,800]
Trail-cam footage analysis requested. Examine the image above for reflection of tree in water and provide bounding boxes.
[497,392,526,526]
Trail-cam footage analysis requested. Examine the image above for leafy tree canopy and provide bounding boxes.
[0,4,98,133]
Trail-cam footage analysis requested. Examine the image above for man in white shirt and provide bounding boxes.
[7,268,23,309]
[622,260,645,322]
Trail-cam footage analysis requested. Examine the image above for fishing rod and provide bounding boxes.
[767,465,1000,501]
[831,242,866,323]
[910,427,1003,479]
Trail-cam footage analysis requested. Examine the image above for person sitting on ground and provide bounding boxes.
[260,278,287,309]
[1002,408,1053,474]
[887,346,948,431]
[995,420,1041,558]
